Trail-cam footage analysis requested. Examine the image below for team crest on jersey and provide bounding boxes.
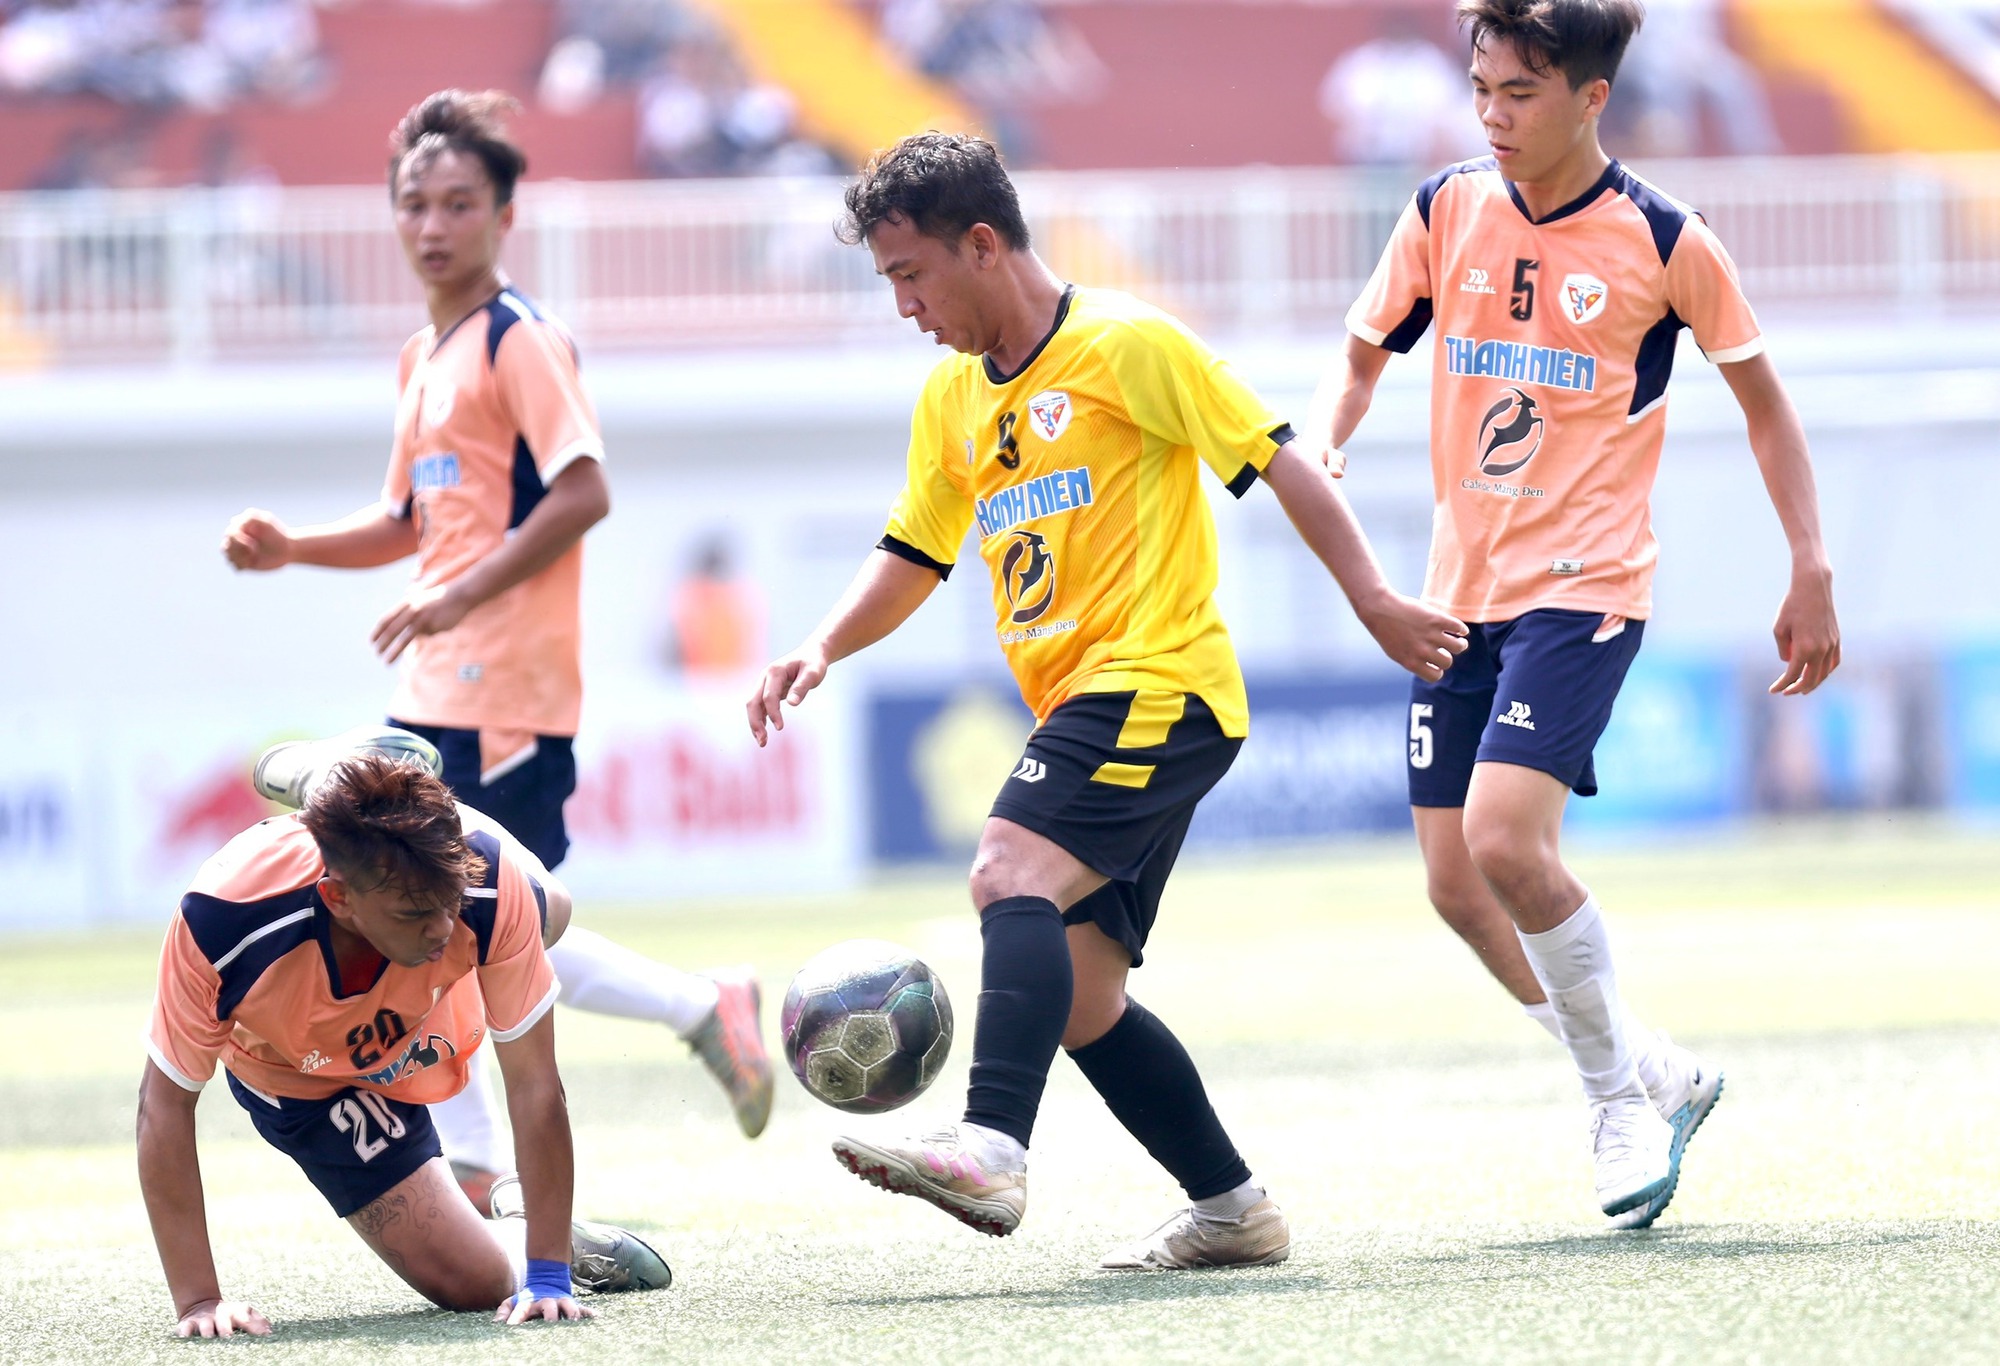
[1026,390,1072,442]
[1563,274,1608,324]
[1000,530,1057,624]
[1477,387,1545,476]
[422,382,455,429]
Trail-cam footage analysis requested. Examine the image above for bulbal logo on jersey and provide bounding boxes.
[1027,389,1073,442]
[1477,387,1545,476]
[1460,267,1497,295]
[999,530,1057,625]
[1563,273,1608,324]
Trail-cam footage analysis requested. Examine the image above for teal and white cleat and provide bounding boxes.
[1591,1095,1673,1217]
[1611,1036,1725,1231]
[253,726,443,809]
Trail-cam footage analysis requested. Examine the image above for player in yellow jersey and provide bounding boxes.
[220,92,771,1212]
[1314,0,1840,1228]
[746,132,1467,1270]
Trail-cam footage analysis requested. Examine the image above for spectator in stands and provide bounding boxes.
[635,29,834,178]
[1317,8,1482,170]
[1609,0,1778,155]
[880,0,1102,163]
[0,0,319,110]
[660,534,765,678]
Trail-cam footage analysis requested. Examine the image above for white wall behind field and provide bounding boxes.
[0,309,1992,923]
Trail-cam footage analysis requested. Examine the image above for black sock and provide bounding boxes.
[1067,998,1251,1201]
[960,896,1073,1149]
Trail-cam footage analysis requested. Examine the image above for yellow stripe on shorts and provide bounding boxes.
[1114,691,1186,750]
[1090,762,1156,789]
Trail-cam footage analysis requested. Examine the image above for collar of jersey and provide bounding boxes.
[982,284,1076,386]
[313,892,391,1000]
[1503,158,1623,227]
[428,285,513,358]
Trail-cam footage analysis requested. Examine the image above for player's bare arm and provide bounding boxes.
[1261,442,1467,679]
[492,1010,593,1324]
[221,502,419,573]
[136,1061,273,1338]
[1717,353,1840,696]
[1302,333,1395,477]
[747,549,940,745]
[371,457,610,663]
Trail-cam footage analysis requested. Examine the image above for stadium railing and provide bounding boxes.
[0,155,1994,364]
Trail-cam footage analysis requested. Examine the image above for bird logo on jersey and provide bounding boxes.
[1000,530,1057,624]
[1563,273,1608,324]
[1477,388,1545,476]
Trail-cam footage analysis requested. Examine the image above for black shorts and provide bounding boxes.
[389,720,576,870]
[1407,608,1646,808]
[989,691,1240,968]
[226,1072,441,1218]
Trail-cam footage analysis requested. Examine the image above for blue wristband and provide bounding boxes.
[524,1257,572,1301]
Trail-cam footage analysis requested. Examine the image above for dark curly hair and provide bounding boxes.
[1457,0,1645,88]
[837,131,1031,251]
[387,88,528,206]
[301,754,486,908]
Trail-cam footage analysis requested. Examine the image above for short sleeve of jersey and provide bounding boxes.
[478,853,559,1043]
[146,917,232,1091]
[881,363,975,569]
[1666,219,1763,364]
[1346,197,1434,353]
[494,320,606,486]
[1108,313,1291,496]
[381,333,425,518]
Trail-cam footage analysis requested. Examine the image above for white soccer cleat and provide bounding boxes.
[1098,1198,1291,1272]
[1610,1034,1725,1230]
[1590,1095,1674,1217]
[831,1124,1027,1237]
[253,726,443,809]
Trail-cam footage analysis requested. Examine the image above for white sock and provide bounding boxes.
[1524,999,1562,1042]
[430,1051,509,1172]
[1623,1004,1668,1098]
[1193,1180,1264,1223]
[1515,895,1646,1105]
[960,1120,1027,1173]
[550,927,719,1037]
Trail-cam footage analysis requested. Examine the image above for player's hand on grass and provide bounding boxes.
[496,1289,596,1326]
[747,642,830,747]
[221,509,295,571]
[175,1298,272,1339]
[1769,566,1840,696]
[1356,592,1467,681]
[371,582,472,662]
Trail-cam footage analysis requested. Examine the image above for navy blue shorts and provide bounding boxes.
[389,721,576,870]
[227,1072,442,1218]
[989,691,1241,968]
[1407,609,1645,808]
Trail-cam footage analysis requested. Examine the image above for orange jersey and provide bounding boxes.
[1347,158,1763,623]
[145,805,557,1106]
[881,287,1291,737]
[382,287,604,736]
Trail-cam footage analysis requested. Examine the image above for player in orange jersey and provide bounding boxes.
[219,91,771,1209]
[748,133,1466,1270]
[1313,0,1841,1228]
[139,755,669,1338]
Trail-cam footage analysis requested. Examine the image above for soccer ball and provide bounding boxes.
[779,939,953,1114]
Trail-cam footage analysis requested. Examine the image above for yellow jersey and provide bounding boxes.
[881,286,1292,738]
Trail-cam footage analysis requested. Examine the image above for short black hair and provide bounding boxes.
[1457,0,1645,89]
[302,754,486,909]
[837,131,1031,251]
[388,89,528,207]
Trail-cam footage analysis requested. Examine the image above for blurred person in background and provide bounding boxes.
[1609,0,1777,156]
[880,0,1103,164]
[219,89,773,1215]
[1318,6,1484,170]
[660,533,765,678]
[1312,0,1837,1232]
